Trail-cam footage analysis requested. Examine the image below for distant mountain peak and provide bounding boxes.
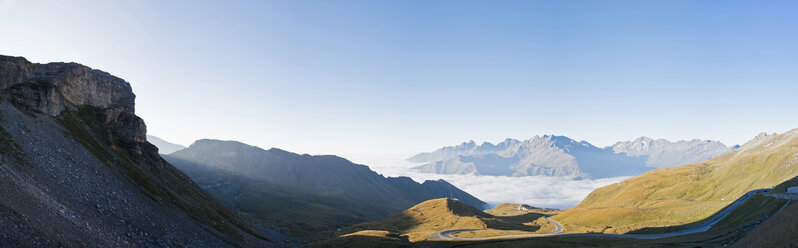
[733,129,798,157]
[146,135,186,154]
[410,134,734,178]
[559,128,798,234]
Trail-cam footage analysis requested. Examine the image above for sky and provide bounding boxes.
[3,0,798,162]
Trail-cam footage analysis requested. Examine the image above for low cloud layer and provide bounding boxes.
[404,172,628,209]
[359,154,628,209]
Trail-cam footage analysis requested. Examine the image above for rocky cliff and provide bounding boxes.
[0,55,285,247]
[0,56,136,116]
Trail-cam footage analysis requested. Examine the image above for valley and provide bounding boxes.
[310,129,798,247]
[7,0,798,247]
[161,139,485,238]
[2,54,796,248]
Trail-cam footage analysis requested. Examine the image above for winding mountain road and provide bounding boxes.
[428,216,563,241]
[430,188,775,241]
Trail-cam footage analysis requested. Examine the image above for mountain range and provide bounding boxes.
[409,135,733,178]
[328,130,798,247]
[161,139,485,236]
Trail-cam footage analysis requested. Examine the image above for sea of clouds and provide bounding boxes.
[351,153,629,209]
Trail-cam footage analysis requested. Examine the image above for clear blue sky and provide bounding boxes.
[3,0,797,160]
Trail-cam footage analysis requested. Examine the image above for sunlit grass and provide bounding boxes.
[553,135,798,233]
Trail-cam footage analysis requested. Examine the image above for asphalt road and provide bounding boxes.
[430,188,773,241]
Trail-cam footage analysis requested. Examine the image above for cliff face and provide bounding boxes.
[0,56,145,148]
[0,56,135,115]
[0,55,284,247]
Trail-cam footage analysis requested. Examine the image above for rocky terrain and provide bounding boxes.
[0,55,287,247]
[162,139,486,236]
[410,135,732,178]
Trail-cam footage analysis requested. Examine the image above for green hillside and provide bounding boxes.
[553,129,798,234]
[331,198,554,243]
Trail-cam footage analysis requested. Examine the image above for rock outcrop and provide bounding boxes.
[0,56,135,116]
[0,56,146,149]
[0,55,285,247]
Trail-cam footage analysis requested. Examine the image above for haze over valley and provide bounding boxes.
[147,134,732,209]
[4,1,798,247]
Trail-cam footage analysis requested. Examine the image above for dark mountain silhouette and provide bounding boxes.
[164,139,486,235]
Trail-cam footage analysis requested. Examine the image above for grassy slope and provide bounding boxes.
[321,131,798,247]
[732,200,798,247]
[166,156,406,238]
[454,203,560,238]
[164,143,486,240]
[348,198,492,242]
[222,181,388,236]
[308,230,408,248]
[411,194,789,247]
[325,198,551,243]
[438,174,798,247]
[325,130,798,247]
[553,130,798,234]
[486,203,561,216]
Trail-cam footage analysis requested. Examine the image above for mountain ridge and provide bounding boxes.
[552,128,798,234]
[164,139,486,235]
[146,135,186,154]
[410,135,732,178]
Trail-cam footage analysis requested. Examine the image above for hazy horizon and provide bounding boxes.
[4,0,798,159]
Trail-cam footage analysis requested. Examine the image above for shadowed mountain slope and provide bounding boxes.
[731,200,798,247]
[164,140,485,235]
[0,55,283,247]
